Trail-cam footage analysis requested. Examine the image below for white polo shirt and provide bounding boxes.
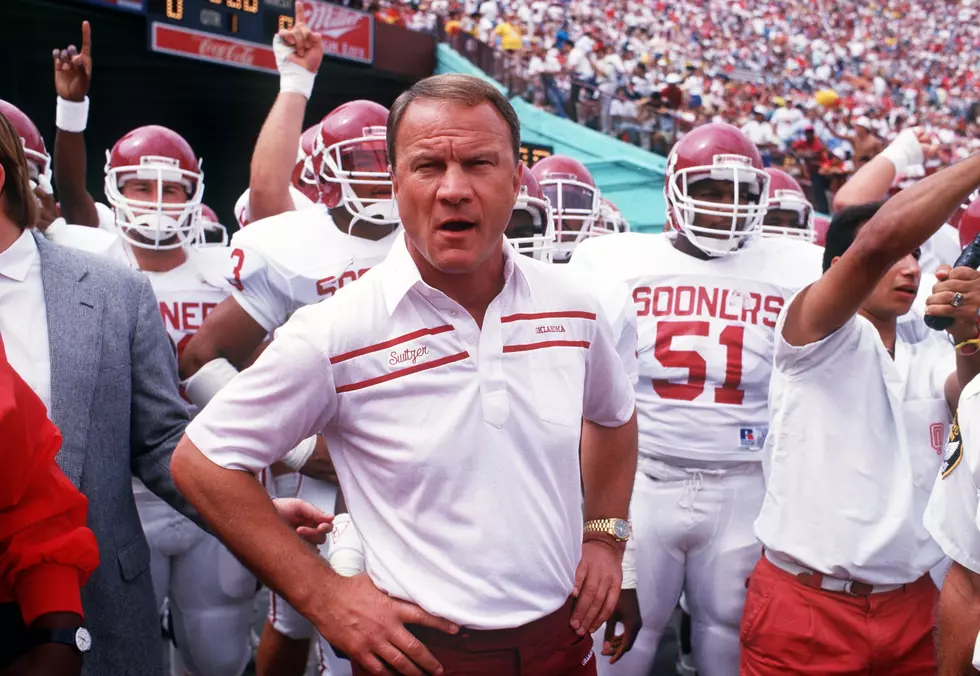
[925,375,980,574]
[756,294,955,585]
[187,234,636,629]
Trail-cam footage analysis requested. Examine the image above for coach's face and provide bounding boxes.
[391,99,521,274]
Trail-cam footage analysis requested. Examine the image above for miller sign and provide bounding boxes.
[300,0,375,65]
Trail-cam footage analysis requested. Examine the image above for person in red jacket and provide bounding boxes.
[0,333,100,676]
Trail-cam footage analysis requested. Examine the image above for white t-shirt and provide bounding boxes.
[770,107,804,141]
[919,223,963,275]
[569,232,823,466]
[741,120,777,147]
[186,235,636,629]
[925,375,980,574]
[228,205,401,332]
[756,297,955,584]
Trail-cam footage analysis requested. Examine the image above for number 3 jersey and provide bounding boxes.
[571,232,823,465]
[227,204,402,332]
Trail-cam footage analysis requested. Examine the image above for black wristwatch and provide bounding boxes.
[28,627,92,654]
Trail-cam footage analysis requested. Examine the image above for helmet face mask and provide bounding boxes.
[508,177,556,262]
[314,101,399,229]
[193,205,229,248]
[593,199,630,235]
[104,127,205,251]
[664,123,770,257]
[531,155,601,261]
[668,160,769,256]
[760,168,815,243]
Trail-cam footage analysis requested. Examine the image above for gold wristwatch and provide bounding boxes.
[584,518,631,542]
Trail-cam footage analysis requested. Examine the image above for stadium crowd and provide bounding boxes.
[364,0,980,213]
[6,3,980,676]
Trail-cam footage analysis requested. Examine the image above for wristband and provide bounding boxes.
[281,436,317,471]
[621,538,637,590]
[182,358,239,408]
[56,96,90,133]
[273,36,316,99]
[880,128,924,176]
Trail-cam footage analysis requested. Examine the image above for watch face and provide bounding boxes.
[614,520,630,539]
[75,628,92,653]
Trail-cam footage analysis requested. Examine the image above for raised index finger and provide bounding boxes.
[294,0,307,27]
[81,21,92,57]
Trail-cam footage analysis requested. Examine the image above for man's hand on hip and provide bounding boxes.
[571,537,624,636]
[314,573,458,676]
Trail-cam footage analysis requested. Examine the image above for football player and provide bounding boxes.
[569,123,824,676]
[759,168,815,242]
[196,204,230,247]
[506,167,556,261]
[595,198,631,236]
[531,154,603,261]
[0,99,121,259]
[103,125,257,676]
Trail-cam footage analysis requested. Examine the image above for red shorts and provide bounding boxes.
[352,598,596,676]
[740,556,937,675]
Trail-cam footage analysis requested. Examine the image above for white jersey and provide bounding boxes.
[233,186,316,228]
[228,205,402,332]
[142,247,234,415]
[571,232,823,466]
[925,376,980,574]
[43,219,129,265]
[132,247,232,498]
[559,262,638,385]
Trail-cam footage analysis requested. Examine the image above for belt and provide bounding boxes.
[764,551,904,597]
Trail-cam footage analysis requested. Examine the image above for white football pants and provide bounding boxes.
[135,487,255,676]
[595,461,765,676]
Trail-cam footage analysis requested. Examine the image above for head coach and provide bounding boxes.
[171,73,639,676]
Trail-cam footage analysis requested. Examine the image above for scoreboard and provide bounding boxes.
[54,0,374,72]
[520,141,554,168]
[145,0,294,46]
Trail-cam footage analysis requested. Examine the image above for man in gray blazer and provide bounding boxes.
[0,107,193,675]
[34,231,196,676]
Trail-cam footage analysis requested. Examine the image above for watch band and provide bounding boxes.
[583,518,631,541]
[28,627,91,654]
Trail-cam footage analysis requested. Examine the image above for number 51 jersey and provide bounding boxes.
[570,232,823,464]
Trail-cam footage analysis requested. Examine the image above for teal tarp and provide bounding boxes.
[435,44,666,232]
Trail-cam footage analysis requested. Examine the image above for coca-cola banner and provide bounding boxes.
[298,0,374,65]
[151,23,279,73]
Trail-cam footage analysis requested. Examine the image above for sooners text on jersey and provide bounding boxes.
[573,232,823,464]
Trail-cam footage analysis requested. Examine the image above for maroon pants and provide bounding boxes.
[352,598,596,676]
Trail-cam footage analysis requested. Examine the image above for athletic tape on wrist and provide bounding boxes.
[328,513,366,577]
[273,36,316,99]
[281,436,317,471]
[880,129,924,176]
[182,358,239,409]
[56,96,90,133]
[621,538,637,590]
